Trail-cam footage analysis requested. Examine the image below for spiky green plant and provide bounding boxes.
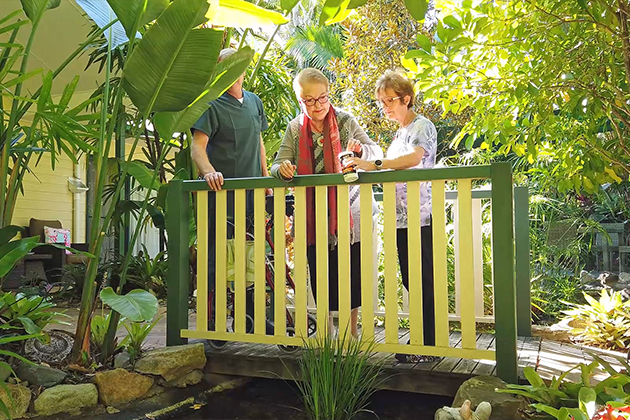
[293,330,385,420]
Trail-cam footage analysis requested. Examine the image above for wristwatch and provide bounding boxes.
[374,159,383,170]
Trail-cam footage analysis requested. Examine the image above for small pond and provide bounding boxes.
[176,378,452,420]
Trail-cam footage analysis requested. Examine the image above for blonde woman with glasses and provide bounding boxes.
[347,70,438,363]
[270,68,383,338]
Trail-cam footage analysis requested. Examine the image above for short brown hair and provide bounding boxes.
[375,70,415,108]
[293,68,329,96]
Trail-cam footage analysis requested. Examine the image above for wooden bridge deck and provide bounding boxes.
[200,327,627,397]
[56,308,628,397]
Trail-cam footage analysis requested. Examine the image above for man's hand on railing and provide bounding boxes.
[203,171,224,191]
[278,160,296,181]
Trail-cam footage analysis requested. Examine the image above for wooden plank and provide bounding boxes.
[407,181,424,345]
[274,187,287,338]
[432,181,449,347]
[196,191,208,333]
[234,189,247,335]
[360,184,375,340]
[254,188,266,336]
[451,333,494,375]
[315,185,329,337]
[215,191,228,334]
[535,339,584,383]
[337,184,352,334]
[428,331,463,373]
[457,179,476,350]
[383,182,399,345]
[471,335,497,376]
[294,187,308,338]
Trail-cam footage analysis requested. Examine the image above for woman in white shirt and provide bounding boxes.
[347,70,438,363]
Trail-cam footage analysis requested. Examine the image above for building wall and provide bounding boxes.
[11,154,87,243]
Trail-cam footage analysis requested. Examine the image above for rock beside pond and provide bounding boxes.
[34,383,98,416]
[94,368,154,406]
[0,384,30,420]
[580,270,596,285]
[16,362,67,387]
[435,399,492,420]
[453,376,526,420]
[159,369,204,388]
[620,272,630,283]
[114,351,131,369]
[134,343,206,382]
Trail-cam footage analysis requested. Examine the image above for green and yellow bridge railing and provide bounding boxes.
[166,162,525,383]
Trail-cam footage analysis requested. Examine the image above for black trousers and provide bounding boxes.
[396,224,436,346]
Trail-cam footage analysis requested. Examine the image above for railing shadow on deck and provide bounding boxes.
[166,162,525,383]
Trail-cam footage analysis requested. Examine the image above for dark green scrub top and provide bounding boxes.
[192,90,268,178]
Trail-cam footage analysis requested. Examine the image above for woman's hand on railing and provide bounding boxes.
[346,157,375,172]
[278,160,296,181]
[203,171,224,191]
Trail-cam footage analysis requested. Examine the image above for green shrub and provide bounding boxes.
[120,317,161,365]
[0,292,68,335]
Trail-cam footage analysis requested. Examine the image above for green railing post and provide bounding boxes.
[491,162,518,383]
[166,179,190,346]
[514,186,531,337]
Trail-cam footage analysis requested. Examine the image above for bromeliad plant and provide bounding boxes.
[0,291,69,335]
[562,290,630,351]
[120,316,162,365]
[500,357,630,420]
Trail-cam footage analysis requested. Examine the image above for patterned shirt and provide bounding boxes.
[386,114,437,228]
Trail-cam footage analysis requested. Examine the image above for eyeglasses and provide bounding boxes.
[376,96,401,108]
[299,94,329,107]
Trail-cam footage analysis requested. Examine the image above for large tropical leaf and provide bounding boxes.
[0,236,39,278]
[122,0,222,114]
[127,160,161,191]
[280,0,300,13]
[19,0,61,21]
[100,287,158,322]
[153,46,255,136]
[107,0,169,39]
[206,0,289,27]
[76,0,135,48]
[0,226,23,247]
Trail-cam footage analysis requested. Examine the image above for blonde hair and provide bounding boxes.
[375,70,415,108]
[218,48,237,63]
[293,68,329,96]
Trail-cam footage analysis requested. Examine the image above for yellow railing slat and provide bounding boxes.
[215,190,228,334]
[315,185,329,337]
[359,183,374,340]
[294,187,308,338]
[383,182,398,345]
[472,199,485,318]
[196,191,208,332]
[458,179,476,349]
[431,181,449,347]
[273,187,286,338]
[254,188,266,336]
[336,184,351,336]
[406,181,423,345]
[234,189,247,334]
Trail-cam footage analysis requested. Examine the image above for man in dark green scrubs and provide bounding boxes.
[191,48,270,335]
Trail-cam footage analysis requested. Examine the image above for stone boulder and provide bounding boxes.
[94,368,154,406]
[620,272,630,283]
[16,362,67,387]
[34,383,98,416]
[0,384,30,420]
[134,343,206,382]
[158,369,204,388]
[580,270,595,285]
[453,376,526,420]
